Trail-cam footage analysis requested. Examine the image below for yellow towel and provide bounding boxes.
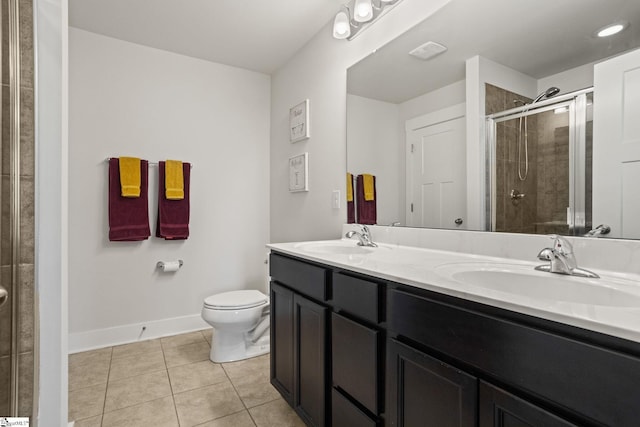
[119,157,141,198]
[165,160,184,200]
[363,174,375,201]
[346,173,354,202]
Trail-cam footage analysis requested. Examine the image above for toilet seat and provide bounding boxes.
[204,290,268,310]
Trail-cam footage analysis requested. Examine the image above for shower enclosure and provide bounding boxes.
[1,0,37,418]
[486,85,593,236]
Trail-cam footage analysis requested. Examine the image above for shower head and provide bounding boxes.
[532,87,560,103]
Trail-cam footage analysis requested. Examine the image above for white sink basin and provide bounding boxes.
[434,262,640,307]
[293,240,390,255]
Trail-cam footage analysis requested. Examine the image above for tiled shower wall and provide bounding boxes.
[0,0,35,417]
[486,83,538,234]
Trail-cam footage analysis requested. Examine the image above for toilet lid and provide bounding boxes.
[204,290,268,310]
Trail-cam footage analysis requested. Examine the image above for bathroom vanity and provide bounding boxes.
[268,239,640,427]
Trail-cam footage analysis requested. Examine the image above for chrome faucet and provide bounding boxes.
[535,235,599,278]
[345,225,378,247]
[583,224,611,238]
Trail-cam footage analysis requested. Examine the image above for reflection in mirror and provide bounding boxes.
[346,0,640,239]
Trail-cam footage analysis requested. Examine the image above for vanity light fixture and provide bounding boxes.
[332,0,404,41]
[354,0,373,22]
[595,21,628,38]
[333,8,351,39]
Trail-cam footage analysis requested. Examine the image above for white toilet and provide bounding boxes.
[201,289,270,363]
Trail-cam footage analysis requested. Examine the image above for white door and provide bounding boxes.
[593,47,640,239]
[406,114,466,228]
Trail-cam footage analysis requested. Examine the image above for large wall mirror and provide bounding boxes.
[347,0,640,239]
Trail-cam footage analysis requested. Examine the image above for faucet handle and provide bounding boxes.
[550,234,573,255]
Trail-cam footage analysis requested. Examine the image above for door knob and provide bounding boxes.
[0,286,7,309]
[454,218,463,225]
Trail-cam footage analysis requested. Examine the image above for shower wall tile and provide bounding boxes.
[0,355,9,415]
[18,351,33,417]
[20,175,34,265]
[19,87,34,176]
[1,0,7,86]
[1,174,9,266]
[2,84,8,174]
[0,0,35,418]
[1,0,33,88]
[19,0,33,90]
[18,264,34,353]
[485,83,505,115]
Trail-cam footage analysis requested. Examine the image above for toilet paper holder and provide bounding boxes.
[156,260,184,270]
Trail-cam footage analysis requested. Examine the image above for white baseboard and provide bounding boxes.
[69,314,209,354]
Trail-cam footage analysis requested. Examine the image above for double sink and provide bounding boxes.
[292,239,640,308]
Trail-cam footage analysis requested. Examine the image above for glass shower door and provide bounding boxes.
[487,89,593,236]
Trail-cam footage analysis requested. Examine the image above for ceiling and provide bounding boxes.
[69,0,345,74]
[348,0,640,103]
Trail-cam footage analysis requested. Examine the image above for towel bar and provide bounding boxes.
[105,158,193,168]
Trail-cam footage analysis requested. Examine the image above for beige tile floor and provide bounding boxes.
[68,329,305,427]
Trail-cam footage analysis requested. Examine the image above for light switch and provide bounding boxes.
[332,190,341,209]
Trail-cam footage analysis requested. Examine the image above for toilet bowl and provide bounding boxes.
[201,289,270,363]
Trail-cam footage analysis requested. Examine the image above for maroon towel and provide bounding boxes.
[156,161,190,240]
[108,158,151,241]
[356,174,377,225]
[347,174,355,224]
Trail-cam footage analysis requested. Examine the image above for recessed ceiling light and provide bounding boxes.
[596,22,628,38]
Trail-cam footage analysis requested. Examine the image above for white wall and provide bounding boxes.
[36,0,68,423]
[270,0,453,243]
[347,95,402,225]
[399,79,466,122]
[68,28,271,351]
[537,61,596,95]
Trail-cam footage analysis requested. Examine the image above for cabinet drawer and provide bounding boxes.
[332,312,380,414]
[333,272,380,323]
[269,253,329,301]
[388,288,640,427]
[479,381,577,427]
[332,388,378,427]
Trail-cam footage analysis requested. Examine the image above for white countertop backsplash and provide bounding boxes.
[267,224,640,344]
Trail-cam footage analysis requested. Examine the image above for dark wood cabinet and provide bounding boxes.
[332,312,381,414]
[270,254,330,427]
[386,339,477,427]
[270,251,640,427]
[270,282,294,403]
[293,294,329,427]
[479,381,577,427]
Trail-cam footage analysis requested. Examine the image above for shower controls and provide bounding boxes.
[510,189,525,200]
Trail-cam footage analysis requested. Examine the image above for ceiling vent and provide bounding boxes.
[409,41,448,60]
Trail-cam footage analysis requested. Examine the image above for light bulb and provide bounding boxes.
[333,10,351,39]
[354,0,373,22]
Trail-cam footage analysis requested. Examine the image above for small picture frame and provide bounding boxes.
[289,99,310,143]
[289,153,309,192]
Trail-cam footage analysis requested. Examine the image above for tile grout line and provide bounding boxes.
[161,343,182,426]
[100,346,114,426]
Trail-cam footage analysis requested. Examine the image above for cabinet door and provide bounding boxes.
[294,294,329,427]
[270,282,294,403]
[387,339,477,427]
[479,381,578,427]
[332,312,380,414]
